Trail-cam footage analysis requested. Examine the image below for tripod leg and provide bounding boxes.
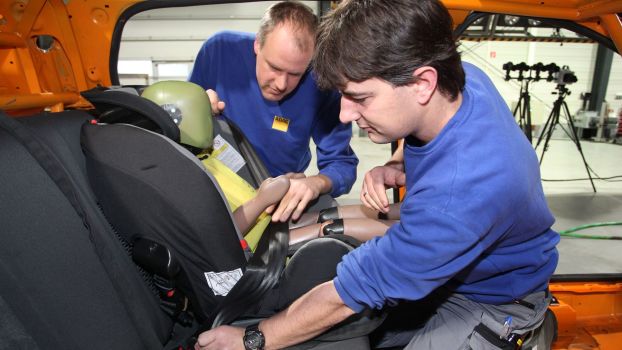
[534,100,559,152]
[524,92,533,143]
[535,104,555,151]
[562,101,597,192]
[513,89,525,130]
[538,104,558,166]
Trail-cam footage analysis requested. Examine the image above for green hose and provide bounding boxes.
[558,221,622,240]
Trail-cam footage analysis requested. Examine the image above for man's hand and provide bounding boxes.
[268,173,332,222]
[361,165,406,213]
[205,89,226,115]
[195,325,244,350]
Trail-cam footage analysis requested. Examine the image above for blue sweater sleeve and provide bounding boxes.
[334,205,481,311]
[312,90,358,197]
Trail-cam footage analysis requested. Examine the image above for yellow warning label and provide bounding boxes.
[272,116,290,132]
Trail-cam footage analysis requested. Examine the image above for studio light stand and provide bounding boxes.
[534,83,597,192]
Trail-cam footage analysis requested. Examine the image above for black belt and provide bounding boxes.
[512,288,550,310]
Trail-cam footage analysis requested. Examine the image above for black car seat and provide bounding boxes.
[79,87,383,346]
[0,110,180,349]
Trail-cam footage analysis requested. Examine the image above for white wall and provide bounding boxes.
[118,1,319,78]
[118,3,622,124]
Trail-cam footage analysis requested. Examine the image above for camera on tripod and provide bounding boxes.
[554,65,578,85]
[537,63,558,82]
[503,61,578,86]
[503,61,579,144]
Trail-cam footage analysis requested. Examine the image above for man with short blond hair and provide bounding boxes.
[189,1,358,223]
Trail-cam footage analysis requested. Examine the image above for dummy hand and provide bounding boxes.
[361,165,406,213]
[256,176,290,207]
[195,325,244,350]
[268,174,331,222]
[205,89,226,115]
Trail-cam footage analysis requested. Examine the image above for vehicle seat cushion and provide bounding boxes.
[0,122,166,349]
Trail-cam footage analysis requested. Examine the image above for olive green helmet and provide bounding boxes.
[141,80,214,149]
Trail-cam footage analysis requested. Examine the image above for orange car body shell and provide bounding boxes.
[0,1,621,349]
[0,0,621,114]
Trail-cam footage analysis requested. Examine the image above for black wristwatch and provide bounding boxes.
[243,323,265,350]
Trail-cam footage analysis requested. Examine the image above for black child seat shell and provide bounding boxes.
[79,89,384,347]
[79,119,360,324]
[81,122,255,322]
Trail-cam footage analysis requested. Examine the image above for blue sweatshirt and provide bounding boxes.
[189,31,358,197]
[334,63,559,312]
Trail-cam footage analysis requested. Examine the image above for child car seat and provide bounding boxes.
[79,85,383,343]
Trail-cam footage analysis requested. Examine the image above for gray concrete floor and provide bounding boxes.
[308,125,622,275]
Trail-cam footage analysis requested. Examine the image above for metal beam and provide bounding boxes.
[588,44,614,112]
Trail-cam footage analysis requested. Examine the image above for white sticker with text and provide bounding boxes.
[204,268,243,296]
[212,134,246,173]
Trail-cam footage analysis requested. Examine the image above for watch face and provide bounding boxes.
[244,334,261,348]
[244,329,265,350]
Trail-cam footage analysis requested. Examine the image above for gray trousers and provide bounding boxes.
[374,289,551,350]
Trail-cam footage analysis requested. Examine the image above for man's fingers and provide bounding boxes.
[205,89,225,114]
[361,167,392,212]
[265,203,276,214]
[271,192,295,222]
[364,190,384,212]
[278,196,301,222]
[291,192,313,221]
[372,182,390,210]
[270,201,285,222]
[396,172,406,187]
[196,331,212,348]
[273,202,294,222]
[271,177,321,222]
[362,185,383,212]
[217,100,225,112]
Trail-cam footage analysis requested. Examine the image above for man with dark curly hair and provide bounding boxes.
[196,1,558,349]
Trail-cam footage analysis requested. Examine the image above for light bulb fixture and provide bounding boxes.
[504,15,520,26]
[528,19,542,26]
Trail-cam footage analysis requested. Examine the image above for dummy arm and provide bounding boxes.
[291,203,402,229]
[336,203,401,221]
[232,176,290,235]
[288,218,397,246]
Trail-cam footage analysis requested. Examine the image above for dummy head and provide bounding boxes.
[141,81,214,149]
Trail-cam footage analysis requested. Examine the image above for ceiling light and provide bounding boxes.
[528,19,542,26]
[504,15,520,26]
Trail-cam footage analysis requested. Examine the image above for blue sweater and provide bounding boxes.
[189,31,358,197]
[334,63,559,312]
